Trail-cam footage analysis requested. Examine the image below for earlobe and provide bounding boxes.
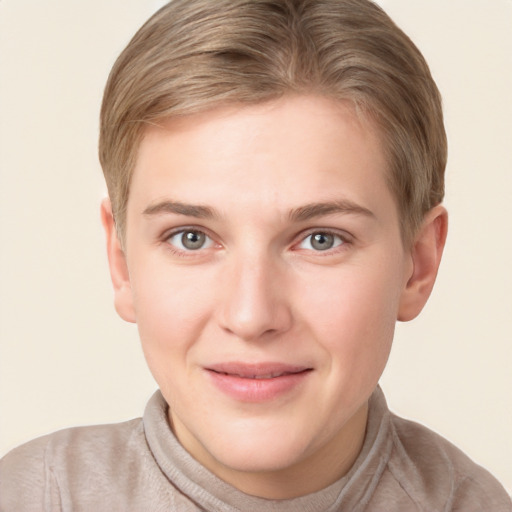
[398,205,448,322]
[100,198,136,323]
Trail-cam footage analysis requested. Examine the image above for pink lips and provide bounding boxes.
[205,362,312,402]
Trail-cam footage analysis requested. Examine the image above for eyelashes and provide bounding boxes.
[297,231,346,251]
[166,229,215,251]
[162,226,352,258]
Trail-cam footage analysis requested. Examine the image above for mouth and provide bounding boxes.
[215,371,302,379]
[207,362,312,378]
[205,362,313,402]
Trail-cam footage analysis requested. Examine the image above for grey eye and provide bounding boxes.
[168,230,213,251]
[311,233,334,250]
[182,231,206,249]
[299,232,344,251]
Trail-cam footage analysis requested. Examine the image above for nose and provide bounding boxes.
[217,252,293,342]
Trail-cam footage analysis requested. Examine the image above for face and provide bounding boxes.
[106,95,431,498]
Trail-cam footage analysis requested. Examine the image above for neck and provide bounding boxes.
[226,402,369,499]
[174,400,369,500]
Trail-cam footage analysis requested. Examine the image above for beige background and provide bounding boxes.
[1,0,511,494]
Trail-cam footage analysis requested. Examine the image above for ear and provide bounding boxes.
[100,198,136,323]
[398,205,448,322]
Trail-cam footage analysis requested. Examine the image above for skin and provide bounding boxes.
[102,95,447,499]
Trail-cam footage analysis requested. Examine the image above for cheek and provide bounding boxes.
[128,260,215,381]
[132,256,212,325]
[300,263,402,375]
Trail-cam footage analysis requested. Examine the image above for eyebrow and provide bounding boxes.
[143,200,217,219]
[142,199,374,222]
[288,200,375,222]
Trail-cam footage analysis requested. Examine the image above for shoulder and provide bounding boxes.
[0,433,52,512]
[388,413,512,511]
[0,419,144,511]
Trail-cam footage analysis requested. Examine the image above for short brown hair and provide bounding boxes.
[99,0,446,246]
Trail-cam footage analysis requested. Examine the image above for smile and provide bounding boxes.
[205,363,313,402]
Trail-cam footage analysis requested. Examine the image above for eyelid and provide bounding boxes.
[293,228,353,251]
[162,225,220,254]
[159,225,353,255]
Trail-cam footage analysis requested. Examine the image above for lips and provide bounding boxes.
[205,362,312,402]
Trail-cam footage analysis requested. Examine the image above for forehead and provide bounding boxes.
[128,95,395,222]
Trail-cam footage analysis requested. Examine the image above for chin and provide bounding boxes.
[218,446,306,474]
[205,423,315,473]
